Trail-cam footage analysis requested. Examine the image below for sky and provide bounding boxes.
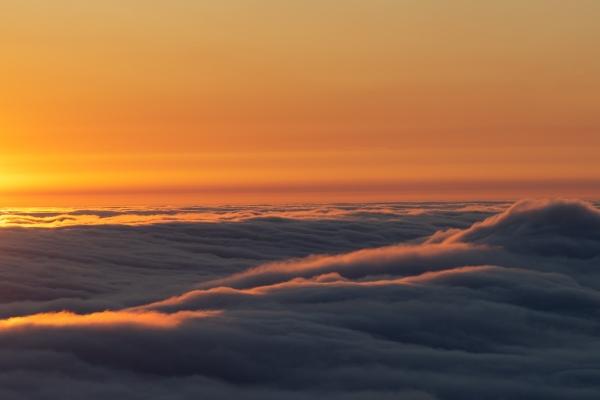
[1,0,600,205]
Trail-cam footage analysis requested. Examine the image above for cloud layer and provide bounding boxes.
[0,200,599,399]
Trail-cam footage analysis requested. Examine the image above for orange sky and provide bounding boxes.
[1,0,599,205]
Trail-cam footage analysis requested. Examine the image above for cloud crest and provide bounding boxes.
[438,199,600,258]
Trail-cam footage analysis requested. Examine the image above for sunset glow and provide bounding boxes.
[2,1,599,205]
[2,2,600,398]
[0,310,218,330]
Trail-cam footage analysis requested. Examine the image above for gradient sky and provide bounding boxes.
[1,0,599,205]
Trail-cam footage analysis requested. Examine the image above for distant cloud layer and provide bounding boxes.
[0,200,599,399]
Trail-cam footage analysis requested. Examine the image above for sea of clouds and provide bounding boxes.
[0,199,599,399]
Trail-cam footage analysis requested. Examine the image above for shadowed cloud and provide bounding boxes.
[0,200,599,399]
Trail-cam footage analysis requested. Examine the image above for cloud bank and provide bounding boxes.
[0,199,599,399]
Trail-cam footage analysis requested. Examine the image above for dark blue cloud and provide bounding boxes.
[0,200,599,399]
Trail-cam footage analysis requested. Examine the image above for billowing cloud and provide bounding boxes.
[438,199,600,258]
[0,200,599,399]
